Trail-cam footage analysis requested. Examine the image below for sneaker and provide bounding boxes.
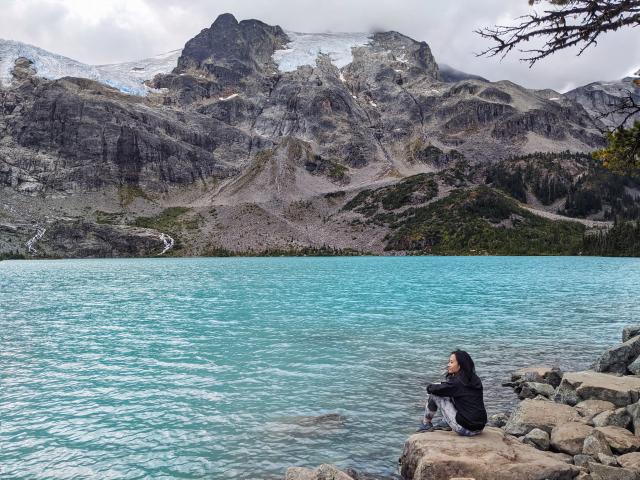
[416,422,435,432]
[431,419,452,431]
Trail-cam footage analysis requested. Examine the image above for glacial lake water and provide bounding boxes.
[2,256,640,479]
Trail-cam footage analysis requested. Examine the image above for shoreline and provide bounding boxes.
[290,326,640,480]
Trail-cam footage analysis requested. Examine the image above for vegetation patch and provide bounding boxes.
[406,139,463,167]
[118,184,153,207]
[583,221,640,256]
[95,210,124,225]
[132,207,191,233]
[343,174,439,218]
[385,186,585,255]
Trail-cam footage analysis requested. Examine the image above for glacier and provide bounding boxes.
[0,39,180,96]
[0,31,373,96]
[273,31,371,72]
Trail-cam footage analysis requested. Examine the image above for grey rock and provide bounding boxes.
[588,462,639,480]
[583,430,613,457]
[627,401,640,435]
[592,407,632,429]
[595,453,619,467]
[487,412,510,428]
[594,336,640,375]
[628,358,640,376]
[574,454,593,468]
[519,381,556,400]
[523,427,550,451]
[623,326,640,343]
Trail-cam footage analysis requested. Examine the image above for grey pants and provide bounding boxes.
[425,394,481,436]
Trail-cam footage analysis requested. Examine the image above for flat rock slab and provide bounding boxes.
[400,427,579,480]
[618,452,640,472]
[556,371,640,407]
[504,399,582,436]
[595,426,640,454]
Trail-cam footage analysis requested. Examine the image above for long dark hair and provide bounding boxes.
[449,349,476,382]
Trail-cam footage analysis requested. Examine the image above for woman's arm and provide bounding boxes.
[426,380,460,397]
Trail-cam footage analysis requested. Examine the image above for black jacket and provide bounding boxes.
[427,372,487,431]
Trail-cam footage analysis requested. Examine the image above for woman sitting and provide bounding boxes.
[417,349,487,436]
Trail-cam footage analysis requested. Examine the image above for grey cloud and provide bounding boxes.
[1,0,637,91]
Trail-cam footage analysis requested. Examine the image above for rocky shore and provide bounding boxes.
[286,326,640,479]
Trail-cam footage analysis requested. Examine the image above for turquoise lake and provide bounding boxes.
[2,256,640,479]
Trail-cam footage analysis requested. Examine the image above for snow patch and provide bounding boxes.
[0,39,181,96]
[369,101,377,107]
[273,31,371,72]
[549,97,560,101]
[219,93,239,101]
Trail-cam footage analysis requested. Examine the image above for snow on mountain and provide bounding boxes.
[0,39,180,95]
[273,31,371,72]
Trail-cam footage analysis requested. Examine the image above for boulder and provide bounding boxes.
[523,428,550,451]
[487,412,509,428]
[582,430,613,457]
[623,326,640,343]
[555,371,640,407]
[285,465,354,480]
[588,462,639,480]
[510,366,563,388]
[596,426,640,454]
[628,358,640,375]
[399,427,580,480]
[519,382,556,400]
[592,407,632,429]
[593,336,640,374]
[594,453,618,466]
[618,452,640,472]
[575,400,616,421]
[504,399,582,436]
[573,454,592,468]
[550,423,594,455]
[627,401,640,435]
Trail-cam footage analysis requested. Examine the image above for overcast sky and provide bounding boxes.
[1,0,638,92]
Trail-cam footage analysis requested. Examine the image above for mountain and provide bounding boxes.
[0,13,636,258]
[565,75,640,129]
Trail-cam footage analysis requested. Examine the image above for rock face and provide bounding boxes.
[565,78,640,129]
[555,371,640,407]
[623,326,640,343]
[593,336,640,375]
[503,399,582,436]
[0,12,614,258]
[399,427,579,480]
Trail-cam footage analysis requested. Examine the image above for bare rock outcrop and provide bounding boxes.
[399,427,579,480]
[503,398,582,436]
[555,371,640,407]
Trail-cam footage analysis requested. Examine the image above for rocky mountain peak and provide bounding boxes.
[175,13,288,78]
